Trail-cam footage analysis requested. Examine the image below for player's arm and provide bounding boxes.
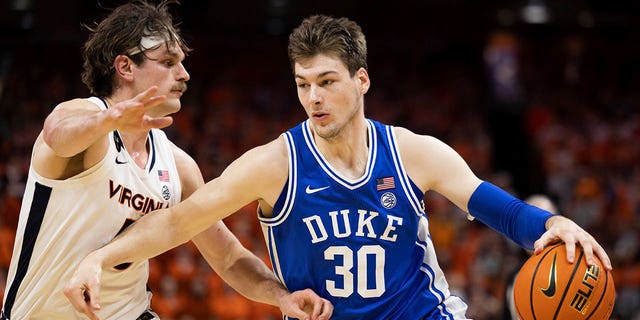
[395,127,611,269]
[41,87,167,158]
[63,143,266,318]
[193,223,331,320]
[32,98,111,180]
[34,87,169,180]
[64,138,332,319]
[172,142,332,319]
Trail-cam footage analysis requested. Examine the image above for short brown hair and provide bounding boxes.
[81,0,191,97]
[288,15,367,76]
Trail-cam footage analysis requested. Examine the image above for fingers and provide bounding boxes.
[310,296,323,319]
[84,288,101,320]
[63,284,100,320]
[116,86,166,112]
[533,235,549,255]
[130,88,167,113]
[576,233,613,271]
[540,216,612,271]
[134,86,168,108]
[313,298,333,320]
[279,288,334,320]
[592,241,613,270]
[144,116,173,129]
[141,95,168,111]
[108,87,169,132]
[301,289,333,320]
[134,86,160,104]
[63,256,103,320]
[533,229,560,255]
[278,290,311,320]
[564,237,576,264]
[87,280,102,311]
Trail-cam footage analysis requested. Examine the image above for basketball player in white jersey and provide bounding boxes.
[1,1,332,320]
[65,14,612,319]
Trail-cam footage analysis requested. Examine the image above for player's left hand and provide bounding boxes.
[277,288,333,320]
[63,252,104,320]
[534,215,612,271]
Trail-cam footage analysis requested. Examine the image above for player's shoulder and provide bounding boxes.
[245,135,288,162]
[169,142,197,166]
[54,97,102,112]
[229,136,289,182]
[392,126,440,145]
[168,142,205,196]
[391,126,452,166]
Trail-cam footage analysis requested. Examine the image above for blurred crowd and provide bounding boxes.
[1,11,639,320]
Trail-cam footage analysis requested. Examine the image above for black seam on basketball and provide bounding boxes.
[552,250,585,320]
[528,243,563,320]
[585,269,609,320]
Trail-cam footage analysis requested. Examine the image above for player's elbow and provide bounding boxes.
[42,117,74,157]
[42,119,60,150]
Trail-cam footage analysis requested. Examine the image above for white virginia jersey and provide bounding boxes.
[259,119,468,319]
[1,97,182,319]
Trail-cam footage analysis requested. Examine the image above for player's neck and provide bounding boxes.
[314,119,369,180]
[119,131,150,169]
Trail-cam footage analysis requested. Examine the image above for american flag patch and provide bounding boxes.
[158,170,170,182]
[376,176,395,191]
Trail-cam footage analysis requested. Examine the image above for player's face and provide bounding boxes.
[294,53,370,140]
[133,42,189,117]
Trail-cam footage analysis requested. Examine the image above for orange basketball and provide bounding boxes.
[513,243,616,320]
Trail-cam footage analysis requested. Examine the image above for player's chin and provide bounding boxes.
[155,101,181,116]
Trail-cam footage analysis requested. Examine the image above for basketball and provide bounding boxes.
[513,243,615,320]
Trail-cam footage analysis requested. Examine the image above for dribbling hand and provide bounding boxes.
[534,215,612,271]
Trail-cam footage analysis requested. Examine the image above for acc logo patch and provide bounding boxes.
[162,185,171,200]
[380,192,397,209]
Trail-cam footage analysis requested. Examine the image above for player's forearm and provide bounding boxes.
[95,207,195,269]
[43,108,114,157]
[193,228,287,306]
[467,181,554,250]
[213,247,288,306]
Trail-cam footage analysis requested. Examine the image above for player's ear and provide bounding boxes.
[357,68,370,94]
[114,55,134,81]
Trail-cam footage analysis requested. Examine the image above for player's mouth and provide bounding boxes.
[312,111,329,121]
[171,84,187,96]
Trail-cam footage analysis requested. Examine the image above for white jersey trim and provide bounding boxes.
[302,119,377,189]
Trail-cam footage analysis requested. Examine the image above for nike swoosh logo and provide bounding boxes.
[541,253,557,297]
[115,155,128,164]
[305,185,330,194]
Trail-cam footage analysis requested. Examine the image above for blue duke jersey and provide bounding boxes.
[259,120,468,319]
[1,97,182,319]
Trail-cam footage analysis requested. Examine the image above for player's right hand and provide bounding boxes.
[63,253,104,320]
[106,86,172,132]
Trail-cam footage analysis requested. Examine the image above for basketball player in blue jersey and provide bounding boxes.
[1,2,331,320]
[65,14,612,319]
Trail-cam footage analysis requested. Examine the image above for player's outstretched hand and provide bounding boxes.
[533,215,612,271]
[277,288,333,320]
[63,253,104,320]
[106,86,172,132]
